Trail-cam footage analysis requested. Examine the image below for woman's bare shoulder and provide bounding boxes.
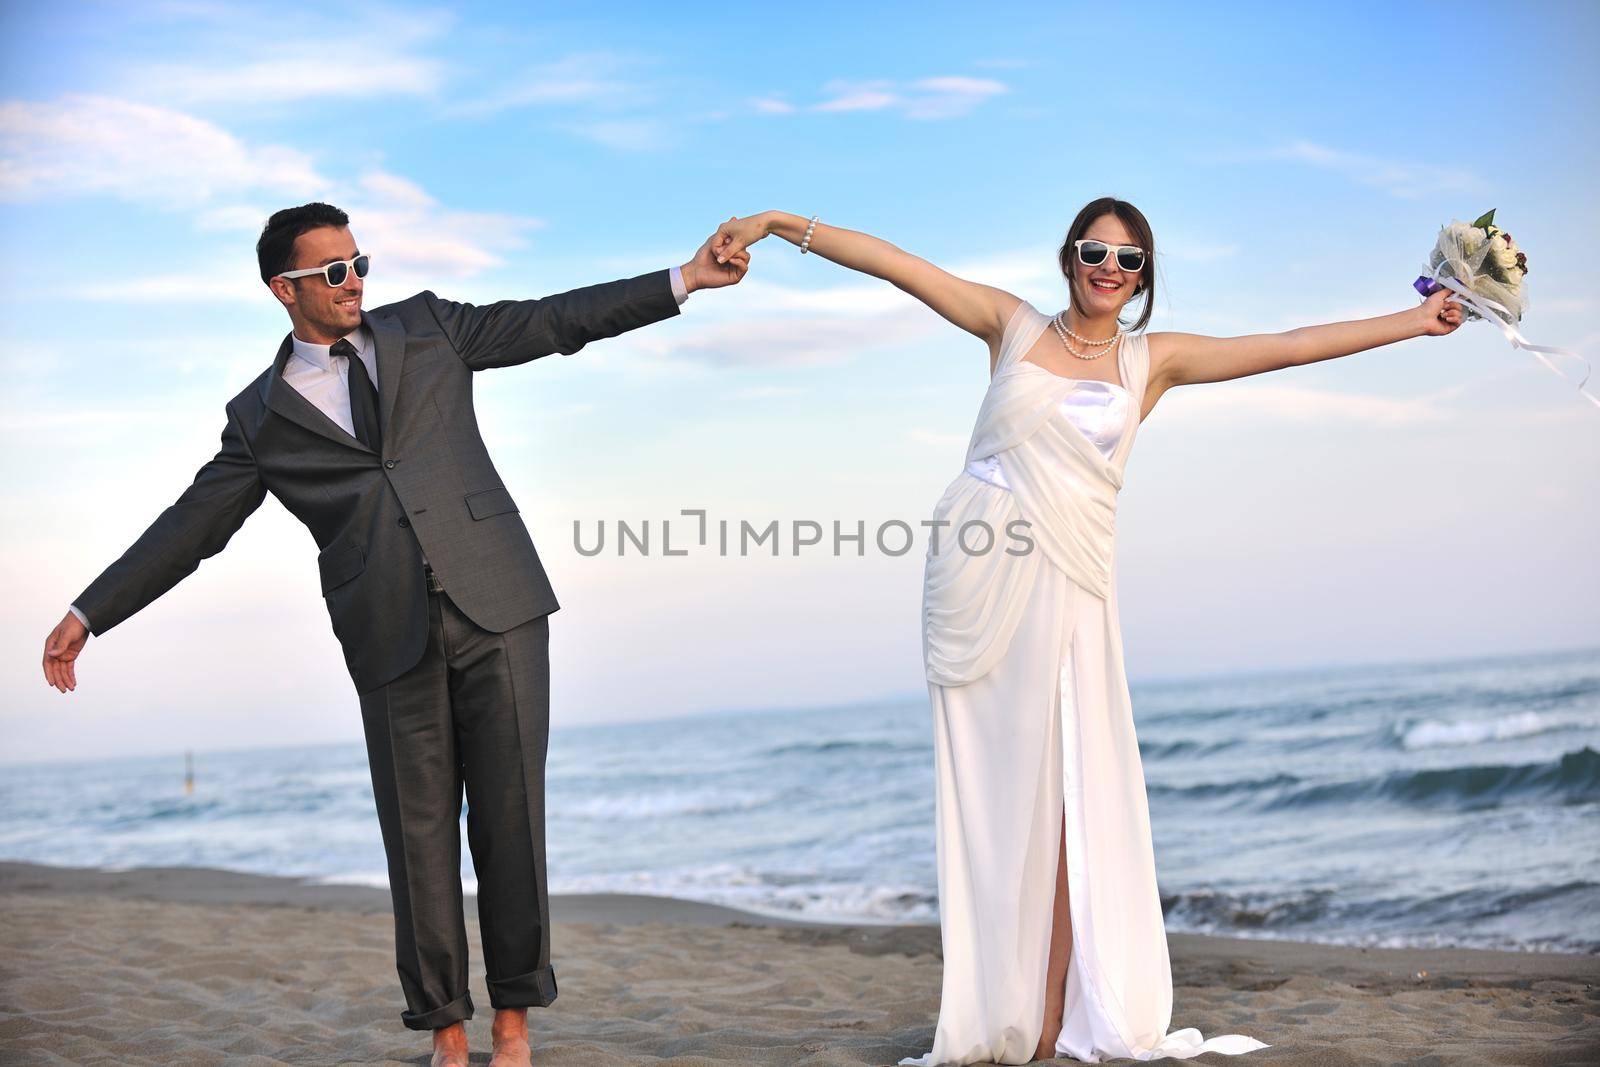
[986,291,1033,373]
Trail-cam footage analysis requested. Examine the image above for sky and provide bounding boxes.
[2,0,1597,764]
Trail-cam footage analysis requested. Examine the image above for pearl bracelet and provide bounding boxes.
[799,215,819,254]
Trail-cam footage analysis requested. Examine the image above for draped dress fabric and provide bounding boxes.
[902,302,1269,1065]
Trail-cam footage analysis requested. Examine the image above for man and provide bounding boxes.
[39,202,750,1067]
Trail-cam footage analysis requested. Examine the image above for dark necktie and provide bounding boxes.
[332,338,382,453]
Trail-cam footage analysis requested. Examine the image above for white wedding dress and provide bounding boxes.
[902,302,1269,1065]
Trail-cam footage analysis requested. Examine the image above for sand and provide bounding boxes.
[1,860,1595,1066]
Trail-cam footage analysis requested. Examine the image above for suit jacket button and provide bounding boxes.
[384,459,397,469]
[398,517,410,528]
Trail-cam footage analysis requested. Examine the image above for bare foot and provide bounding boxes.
[431,1021,469,1067]
[489,1007,532,1067]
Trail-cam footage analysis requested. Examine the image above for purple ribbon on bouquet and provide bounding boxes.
[1413,271,1600,413]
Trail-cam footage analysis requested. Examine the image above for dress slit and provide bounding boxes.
[1039,617,1075,1050]
[1055,625,1138,1059]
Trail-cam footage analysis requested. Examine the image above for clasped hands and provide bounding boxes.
[680,213,783,292]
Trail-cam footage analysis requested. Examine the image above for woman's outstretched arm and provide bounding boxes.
[712,211,1020,350]
[1151,289,1465,394]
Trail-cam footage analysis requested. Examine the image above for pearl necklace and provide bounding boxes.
[1051,312,1122,361]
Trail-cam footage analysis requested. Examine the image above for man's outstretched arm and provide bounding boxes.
[423,230,750,371]
[44,402,267,693]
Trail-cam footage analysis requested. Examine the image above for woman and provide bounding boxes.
[710,199,1463,1065]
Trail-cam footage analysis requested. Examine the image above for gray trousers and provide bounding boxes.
[358,581,556,1030]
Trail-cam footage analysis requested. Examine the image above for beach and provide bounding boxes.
[2,861,1595,1066]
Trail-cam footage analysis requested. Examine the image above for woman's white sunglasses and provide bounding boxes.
[1074,240,1145,273]
[276,254,371,287]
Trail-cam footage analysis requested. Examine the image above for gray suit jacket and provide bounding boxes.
[74,269,681,693]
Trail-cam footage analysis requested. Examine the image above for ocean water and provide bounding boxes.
[2,646,1596,955]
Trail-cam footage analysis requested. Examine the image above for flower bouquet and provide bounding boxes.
[1414,209,1596,411]
[1413,209,1527,324]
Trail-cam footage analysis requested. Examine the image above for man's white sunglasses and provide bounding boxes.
[276,254,371,287]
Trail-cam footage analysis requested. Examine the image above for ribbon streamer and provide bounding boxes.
[1415,268,1600,413]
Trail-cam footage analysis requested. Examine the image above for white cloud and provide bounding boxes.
[814,82,901,113]
[1153,367,1580,428]
[1244,139,1486,199]
[1160,382,1452,426]
[70,165,541,303]
[657,306,937,368]
[135,49,444,105]
[1161,239,1240,263]
[626,249,1065,371]
[1,93,541,299]
[122,7,450,105]
[350,171,541,281]
[903,76,1009,119]
[0,94,324,205]
[944,248,1061,295]
[551,270,944,371]
[761,76,1008,121]
[566,119,672,151]
[451,53,642,117]
[448,52,673,150]
[444,52,681,150]
[78,268,264,303]
[723,276,924,317]
[359,171,434,210]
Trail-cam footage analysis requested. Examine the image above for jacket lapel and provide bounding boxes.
[262,333,374,454]
[366,309,407,443]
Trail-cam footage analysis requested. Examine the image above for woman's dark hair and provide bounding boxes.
[257,202,350,284]
[1057,197,1156,333]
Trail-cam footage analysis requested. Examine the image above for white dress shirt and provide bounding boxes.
[68,267,689,630]
[283,323,382,440]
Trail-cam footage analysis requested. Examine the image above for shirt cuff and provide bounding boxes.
[69,604,90,630]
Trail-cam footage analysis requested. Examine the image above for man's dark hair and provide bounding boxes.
[257,202,351,284]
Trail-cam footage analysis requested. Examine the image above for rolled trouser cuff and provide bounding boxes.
[401,989,475,1031]
[486,964,558,1009]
